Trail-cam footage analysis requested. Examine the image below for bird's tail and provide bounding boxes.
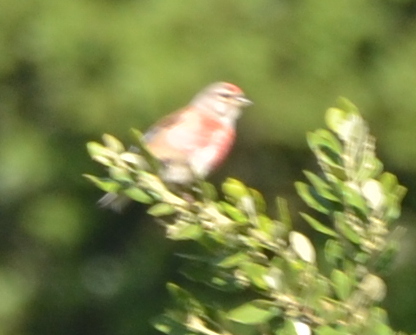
[97,193,132,213]
[97,146,149,212]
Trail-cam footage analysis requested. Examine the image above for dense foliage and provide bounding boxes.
[86,101,405,335]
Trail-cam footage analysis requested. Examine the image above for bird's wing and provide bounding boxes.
[144,108,203,161]
[143,109,186,143]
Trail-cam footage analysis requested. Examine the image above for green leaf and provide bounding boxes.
[325,107,347,134]
[130,128,144,139]
[361,308,394,335]
[394,185,407,204]
[256,214,276,239]
[315,325,345,335]
[277,197,292,230]
[220,202,247,223]
[102,133,125,153]
[334,212,361,244]
[354,251,370,265]
[240,262,269,290]
[366,322,393,335]
[307,129,345,176]
[295,182,330,214]
[120,152,146,167]
[83,174,121,193]
[300,213,338,237]
[379,173,407,220]
[385,204,400,223]
[307,277,331,310]
[147,203,176,217]
[324,239,344,266]
[303,171,340,202]
[318,154,347,180]
[130,128,161,172]
[152,315,192,335]
[385,184,406,223]
[86,142,116,166]
[86,141,115,158]
[180,261,242,292]
[331,269,353,301]
[200,181,218,201]
[357,154,383,181]
[282,257,307,287]
[168,223,203,241]
[313,129,344,155]
[227,300,280,325]
[315,129,344,155]
[166,283,205,315]
[217,252,251,268]
[249,187,266,213]
[108,166,132,182]
[123,187,154,204]
[385,186,406,221]
[342,183,369,217]
[279,319,297,335]
[336,97,359,115]
[222,178,250,204]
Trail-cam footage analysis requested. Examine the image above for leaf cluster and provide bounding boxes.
[85,99,406,335]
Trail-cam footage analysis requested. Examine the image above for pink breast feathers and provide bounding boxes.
[189,119,236,177]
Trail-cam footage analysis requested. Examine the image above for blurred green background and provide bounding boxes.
[2,0,416,334]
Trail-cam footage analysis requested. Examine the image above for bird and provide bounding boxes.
[99,82,252,211]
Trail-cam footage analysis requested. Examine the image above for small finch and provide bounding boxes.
[99,82,252,211]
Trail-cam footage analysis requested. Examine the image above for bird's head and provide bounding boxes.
[190,82,252,124]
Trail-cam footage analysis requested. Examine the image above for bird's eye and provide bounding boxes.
[218,92,232,99]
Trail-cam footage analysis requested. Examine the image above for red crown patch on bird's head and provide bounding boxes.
[222,82,244,94]
[207,82,244,95]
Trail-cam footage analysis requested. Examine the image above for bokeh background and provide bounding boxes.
[2,0,416,334]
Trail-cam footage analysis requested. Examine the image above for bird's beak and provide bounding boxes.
[236,96,253,107]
